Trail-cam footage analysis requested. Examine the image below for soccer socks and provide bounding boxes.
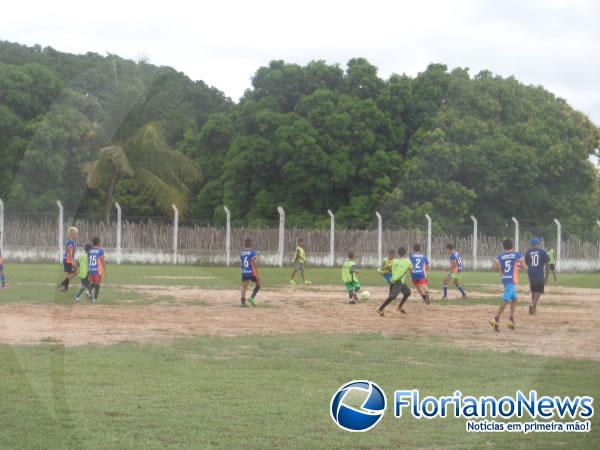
[443,285,448,297]
[0,274,5,288]
[75,285,87,298]
[458,286,466,296]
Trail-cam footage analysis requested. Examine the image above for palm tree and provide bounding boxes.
[83,121,199,223]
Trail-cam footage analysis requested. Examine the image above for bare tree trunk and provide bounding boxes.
[104,168,119,224]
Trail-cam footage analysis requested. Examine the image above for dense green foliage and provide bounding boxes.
[1,41,598,230]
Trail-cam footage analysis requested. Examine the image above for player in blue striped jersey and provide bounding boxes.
[240,238,260,307]
[409,244,431,304]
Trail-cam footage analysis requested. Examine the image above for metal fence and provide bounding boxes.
[0,200,599,271]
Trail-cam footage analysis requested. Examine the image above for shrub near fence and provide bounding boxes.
[1,215,599,270]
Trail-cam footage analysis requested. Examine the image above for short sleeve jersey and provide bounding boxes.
[497,251,523,285]
[64,239,76,264]
[391,258,412,284]
[450,251,463,272]
[409,253,429,280]
[524,248,549,282]
[240,249,257,275]
[88,247,105,275]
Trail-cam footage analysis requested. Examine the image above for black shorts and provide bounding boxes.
[530,282,544,294]
[63,263,75,274]
[242,274,257,283]
[548,264,555,271]
[389,282,411,300]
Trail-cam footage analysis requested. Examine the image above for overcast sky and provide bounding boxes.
[2,0,599,126]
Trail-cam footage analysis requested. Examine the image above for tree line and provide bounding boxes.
[1,41,598,235]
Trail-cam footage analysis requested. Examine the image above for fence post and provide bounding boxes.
[0,198,4,256]
[597,220,600,260]
[512,217,519,252]
[553,218,561,272]
[172,204,179,265]
[425,214,432,262]
[470,215,478,271]
[57,200,63,262]
[224,206,231,267]
[327,209,335,267]
[115,202,122,264]
[277,206,285,267]
[375,212,382,266]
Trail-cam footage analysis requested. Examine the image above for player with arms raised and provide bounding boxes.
[442,244,467,300]
[240,238,260,307]
[490,238,526,331]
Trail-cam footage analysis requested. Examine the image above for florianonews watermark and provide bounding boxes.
[331,382,594,433]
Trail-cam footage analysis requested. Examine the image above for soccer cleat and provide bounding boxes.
[461,294,468,299]
[349,299,356,304]
[528,304,535,315]
[74,296,80,302]
[248,297,256,307]
[490,319,500,332]
[441,296,449,301]
[425,294,431,305]
[289,280,296,286]
[304,280,312,285]
[397,306,407,314]
[240,299,248,307]
[85,290,92,300]
[376,308,384,317]
[508,320,515,330]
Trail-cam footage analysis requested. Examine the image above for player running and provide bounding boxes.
[74,244,92,302]
[88,237,106,302]
[58,226,78,292]
[240,238,260,307]
[376,246,412,316]
[442,244,467,300]
[490,239,526,331]
[0,231,5,288]
[545,246,557,285]
[524,238,549,315]
[290,238,311,285]
[341,251,361,304]
[410,244,431,304]
[376,250,395,285]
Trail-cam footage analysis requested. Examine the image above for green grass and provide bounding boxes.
[1,263,598,306]
[1,264,599,448]
[1,334,599,449]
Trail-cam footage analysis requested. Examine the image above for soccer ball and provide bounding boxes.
[359,291,370,301]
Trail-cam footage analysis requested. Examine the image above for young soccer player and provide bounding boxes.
[58,226,78,292]
[490,239,526,331]
[545,246,557,285]
[376,250,395,285]
[88,237,106,303]
[442,244,467,300]
[341,251,360,304]
[74,244,92,302]
[376,246,412,316]
[290,238,311,285]
[410,244,431,304]
[524,238,549,315]
[240,238,260,307]
[0,231,5,288]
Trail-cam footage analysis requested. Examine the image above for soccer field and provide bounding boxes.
[1,264,599,448]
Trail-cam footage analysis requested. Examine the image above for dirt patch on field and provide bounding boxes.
[1,284,599,360]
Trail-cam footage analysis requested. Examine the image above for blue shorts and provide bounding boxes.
[0,264,3,271]
[502,283,518,302]
[242,274,257,282]
[383,273,392,284]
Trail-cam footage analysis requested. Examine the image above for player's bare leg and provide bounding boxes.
[490,303,507,331]
[508,301,517,330]
[241,280,250,306]
[248,279,260,306]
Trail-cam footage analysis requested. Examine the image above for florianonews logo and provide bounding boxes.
[330,383,594,434]
[330,380,387,432]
